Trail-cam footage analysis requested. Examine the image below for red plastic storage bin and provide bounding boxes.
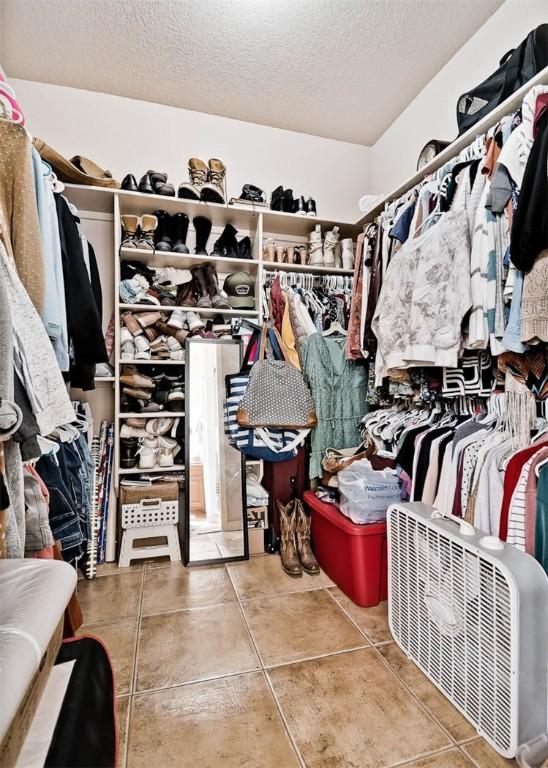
[304,490,388,608]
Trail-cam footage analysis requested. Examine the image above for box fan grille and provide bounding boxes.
[388,508,514,752]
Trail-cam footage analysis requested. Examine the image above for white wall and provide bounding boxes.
[11,78,370,223]
[368,0,548,194]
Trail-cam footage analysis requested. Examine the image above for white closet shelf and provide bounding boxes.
[118,359,185,366]
[262,260,353,276]
[119,303,259,316]
[119,412,185,418]
[119,246,259,272]
[94,376,116,383]
[62,183,362,236]
[119,464,186,475]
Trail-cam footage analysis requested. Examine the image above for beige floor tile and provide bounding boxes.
[128,672,300,768]
[77,572,142,624]
[402,749,474,767]
[268,648,450,768]
[315,568,336,588]
[117,696,130,768]
[135,603,260,690]
[378,643,476,743]
[77,619,138,695]
[243,589,367,666]
[141,562,236,615]
[227,553,319,599]
[463,739,518,767]
[328,588,392,644]
[97,561,144,576]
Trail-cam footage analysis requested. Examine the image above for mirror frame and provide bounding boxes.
[183,336,249,566]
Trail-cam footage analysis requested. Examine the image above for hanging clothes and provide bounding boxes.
[55,194,108,389]
[301,333,368,479]
[0,120,45,312]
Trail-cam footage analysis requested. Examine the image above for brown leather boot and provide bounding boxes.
[294,499,320,574]
[277,500,302,577]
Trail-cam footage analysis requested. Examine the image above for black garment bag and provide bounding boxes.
[456,24,548,135]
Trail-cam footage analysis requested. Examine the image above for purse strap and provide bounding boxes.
[241,329,261,372]
[258,324,292,365]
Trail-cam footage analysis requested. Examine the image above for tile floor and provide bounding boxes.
[76,555,518,768]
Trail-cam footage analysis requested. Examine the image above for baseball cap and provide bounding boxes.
[223,272,256,309]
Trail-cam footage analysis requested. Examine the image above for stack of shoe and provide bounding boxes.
[120,414,184,471]
[270,186,317,217]
[121,312,187,362]
[120,365,185,415]
[178,158,226,203]
[122,171,176,196]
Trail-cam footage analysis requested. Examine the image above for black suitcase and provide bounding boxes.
[456,24,548,136]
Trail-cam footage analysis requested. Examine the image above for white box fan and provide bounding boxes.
[387,502,548,758]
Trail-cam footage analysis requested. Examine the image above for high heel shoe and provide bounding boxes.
[263,237,275,262]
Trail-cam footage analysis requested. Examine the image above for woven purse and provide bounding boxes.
[236,326,317,429]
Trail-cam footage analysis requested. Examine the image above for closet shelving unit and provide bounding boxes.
[64,181,362,560]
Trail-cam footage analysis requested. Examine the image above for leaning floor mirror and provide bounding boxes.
[184,337,248,565]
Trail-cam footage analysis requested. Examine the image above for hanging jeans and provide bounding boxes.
[36,452,84,559]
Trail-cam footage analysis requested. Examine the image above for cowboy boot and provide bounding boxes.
[193,216,212,255]
[277,500,302,577]
[201,158,226,203]
[178,157,208,200]
[176,279,198,308]
[308,225,323,266]
[294,499,320,574]
[191,265,213,308]
[203,263,231,309]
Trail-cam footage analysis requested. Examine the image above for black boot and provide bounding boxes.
[212,224,239,258]
[283,189,294,212]
[154,210,172,252]
[238,236,252,259]
[191,265,213,307]
[120,438,139,468]
[171,213,190,254]
[270,185,284,211]
[193,216,212,255]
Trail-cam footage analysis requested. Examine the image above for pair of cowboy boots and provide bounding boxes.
[277,499,319,577]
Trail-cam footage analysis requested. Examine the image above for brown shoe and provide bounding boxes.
[157,321,189,343]
[33,138,121,188]
[120,367,155,389]
[122,386,152,400]
[121,311,143,336]
[294,499,320,575]
[277,500,302,577]
[143,326,161,342]
[136,311,162,328]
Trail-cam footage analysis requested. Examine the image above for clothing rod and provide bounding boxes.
[357,64,548,227]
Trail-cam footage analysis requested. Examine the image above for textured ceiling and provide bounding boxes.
[2,0,502,144]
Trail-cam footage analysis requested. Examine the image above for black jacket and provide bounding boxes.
[511,109,548,272]
[55,195,108,389]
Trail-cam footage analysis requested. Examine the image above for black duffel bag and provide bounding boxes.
[456,24,548,136]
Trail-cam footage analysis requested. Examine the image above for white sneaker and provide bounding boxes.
[187,311,204,332]
[157,435,178,467]
[120,424,148,439]
[134,335,151,360]
[145,417,174,436]
[138,437,158,469]
[167,309,187,329]
[121,340,136,360]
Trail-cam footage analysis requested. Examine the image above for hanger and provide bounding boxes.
[322,320,347,337]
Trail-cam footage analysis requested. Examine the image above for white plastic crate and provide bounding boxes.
[121,497,178,529]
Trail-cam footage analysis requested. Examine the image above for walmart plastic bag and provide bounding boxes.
[338,459,401,524]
